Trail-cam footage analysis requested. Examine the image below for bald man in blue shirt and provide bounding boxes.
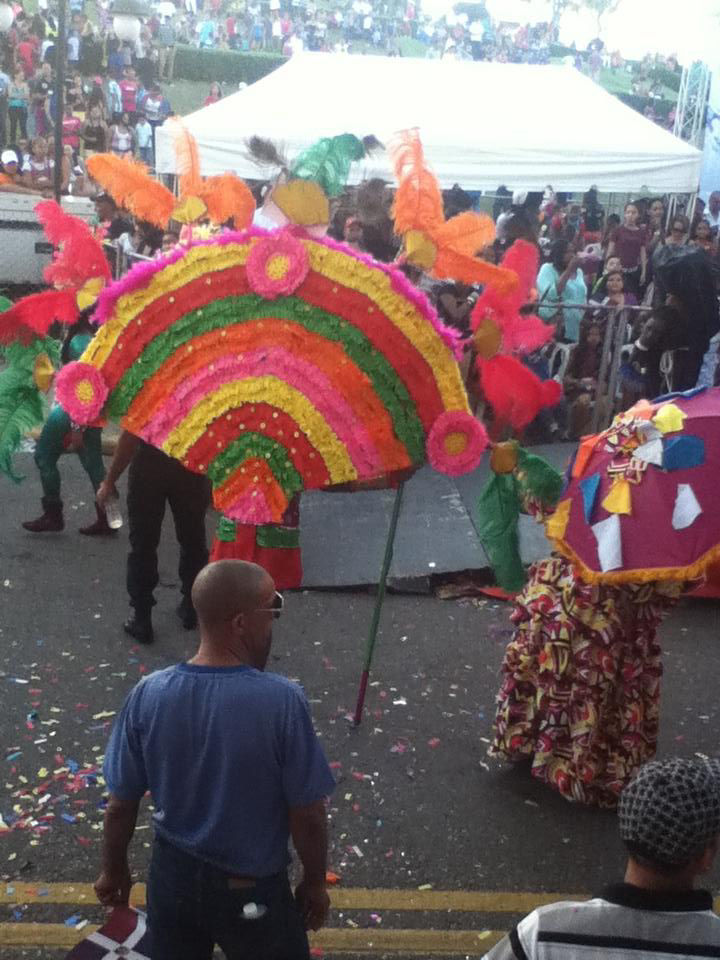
[96,560,336,959]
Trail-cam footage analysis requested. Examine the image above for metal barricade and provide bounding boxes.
[531,300,655,433]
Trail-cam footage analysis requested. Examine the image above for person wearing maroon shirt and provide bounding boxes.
[607,201,647,295]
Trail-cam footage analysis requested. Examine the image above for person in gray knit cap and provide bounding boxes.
[483,758,720,960]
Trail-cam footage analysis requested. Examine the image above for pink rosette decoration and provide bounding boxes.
[55,361,108,425]
[246,231,309,300]
[426,410,488,476]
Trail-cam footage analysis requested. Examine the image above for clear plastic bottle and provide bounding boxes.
[104,493,123,530]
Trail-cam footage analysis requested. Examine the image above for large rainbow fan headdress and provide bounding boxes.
[56,227,488,522]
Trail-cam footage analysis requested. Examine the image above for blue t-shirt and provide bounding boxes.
[103,663,336,876]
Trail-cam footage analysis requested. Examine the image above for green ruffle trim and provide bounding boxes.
[255,524,301,549]
[208,430,303,496]
[106,294,425,462]
[216,515,237,542]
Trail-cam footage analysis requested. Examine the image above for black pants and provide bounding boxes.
[8,105,27,141]
[148,836,309,960]
[126,444,211,615]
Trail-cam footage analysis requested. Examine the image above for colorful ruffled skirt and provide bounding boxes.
[490,556,682,807]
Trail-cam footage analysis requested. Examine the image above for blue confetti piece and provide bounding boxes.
[64,914,82,927]
[5,752,22,762]
[61,813,76,824]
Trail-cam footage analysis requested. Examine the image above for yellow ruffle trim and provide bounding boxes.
[82,242,254,369]
[146,375,356,484]
[81,238,470,423]
[305,241,468,414]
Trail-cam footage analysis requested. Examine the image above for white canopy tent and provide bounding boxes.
[155,53,702,194]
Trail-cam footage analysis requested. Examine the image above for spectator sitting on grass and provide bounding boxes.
[203,81,222,106]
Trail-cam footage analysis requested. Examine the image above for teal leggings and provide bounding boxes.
[34,406,105,501]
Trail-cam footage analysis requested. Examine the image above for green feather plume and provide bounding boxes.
[0,337,60,483]
[290,134,367,198]
[515,448,563,511]
[0,381,45,482]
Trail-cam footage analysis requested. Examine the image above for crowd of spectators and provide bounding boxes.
[0,5,180,194]
[0,0,708,445]
[490,187,720,438]
[0,0,684,162]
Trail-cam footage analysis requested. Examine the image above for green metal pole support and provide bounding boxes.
[353,482,405,726]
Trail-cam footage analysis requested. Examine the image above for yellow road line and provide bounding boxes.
[0,923,505,954]
[0,882,583,912]
[333,889,581,913]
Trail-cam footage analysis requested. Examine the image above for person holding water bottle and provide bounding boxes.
[96,560,336,958]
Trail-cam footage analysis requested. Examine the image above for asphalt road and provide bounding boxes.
[2,452,720,958]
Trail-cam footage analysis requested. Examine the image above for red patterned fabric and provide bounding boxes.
[490,556,682,807]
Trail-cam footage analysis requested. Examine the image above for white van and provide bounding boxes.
[0,192,96,287]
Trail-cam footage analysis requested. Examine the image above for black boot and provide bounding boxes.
[123,612,154,644]
[177,595,198,630]
[22,497,64,533]
[79,503,116,536]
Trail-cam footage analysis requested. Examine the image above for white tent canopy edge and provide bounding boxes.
[155,53,701,194]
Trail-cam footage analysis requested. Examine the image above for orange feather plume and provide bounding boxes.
[168,118,202,197]
[390,129,516,293]
[389,128,445,235]
[87,154,175,229]
[434,248,518,294]
[198,174,256,229]
[432,211,495,258]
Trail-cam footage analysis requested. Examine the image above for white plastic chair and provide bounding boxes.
[659,350,674,394]
[547,342,573,383]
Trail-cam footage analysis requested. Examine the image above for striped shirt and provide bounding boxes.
[484,884,720,960]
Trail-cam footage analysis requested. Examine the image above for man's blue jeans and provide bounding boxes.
[147,835,310,959]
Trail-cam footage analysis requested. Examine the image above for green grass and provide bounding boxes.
[165,78,215,116]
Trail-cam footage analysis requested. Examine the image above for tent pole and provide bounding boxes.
[353,482,405,727]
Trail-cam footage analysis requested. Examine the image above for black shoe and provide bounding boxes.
[23,497,64,533]
[123,614,154,644]
[176,597,197,630]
